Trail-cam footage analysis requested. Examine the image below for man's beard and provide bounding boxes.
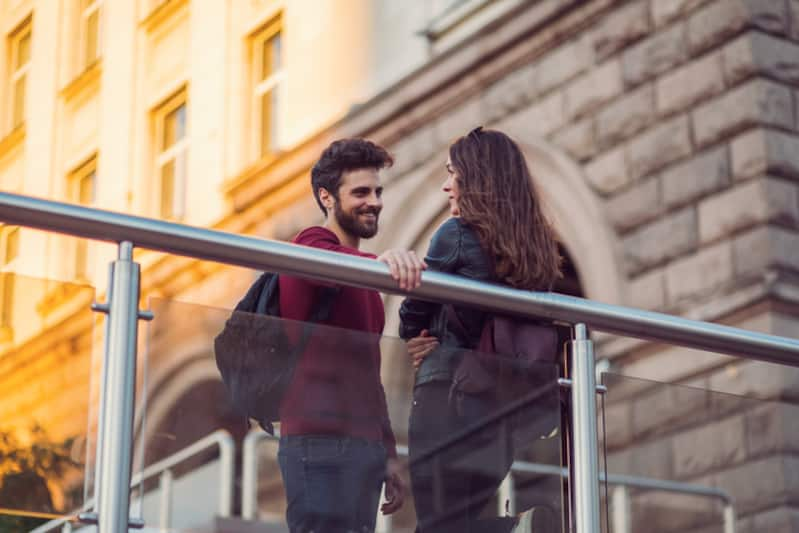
[334,201,380,239]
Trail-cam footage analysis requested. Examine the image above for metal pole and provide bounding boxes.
[92,263,115,510]
[158,470,173,529]
[498,472,515,516]
[219,431,235,518]
[571,324,601,533]
[96,242,141,533]
[241,431,260,520]
[611,485,631,533]
[723,503,736,533]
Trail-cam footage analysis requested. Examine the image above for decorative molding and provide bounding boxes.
[0,125,25,161]
[141,0,189,33]
[60,60,102,102]
[0,325,12,346]
[37,281,90,319]
[221,152,279,198]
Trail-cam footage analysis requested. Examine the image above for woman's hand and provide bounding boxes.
[406,329,439,369]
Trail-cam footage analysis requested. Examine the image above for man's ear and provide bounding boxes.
[318,187,334,211]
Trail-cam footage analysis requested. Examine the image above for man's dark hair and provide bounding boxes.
[311,138,394,215]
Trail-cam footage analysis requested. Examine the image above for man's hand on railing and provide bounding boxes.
[381,457,406,515]
[377,249,427,291]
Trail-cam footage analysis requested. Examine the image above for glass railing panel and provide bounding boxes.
[0,274,96,532]
[134,296,565,533]
[600,370,786,533]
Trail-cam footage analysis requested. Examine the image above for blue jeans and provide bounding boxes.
[278,435,387,533]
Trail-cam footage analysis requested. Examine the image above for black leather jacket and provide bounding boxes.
[399,217,497,386]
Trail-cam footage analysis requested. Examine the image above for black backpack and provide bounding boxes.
[213,272,339,434]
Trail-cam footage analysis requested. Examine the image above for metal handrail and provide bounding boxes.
[29,430,235,533]
[242,432,734,532]
[0,192,797,364]
[129,429,235,521]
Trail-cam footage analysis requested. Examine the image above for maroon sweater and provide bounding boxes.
[278,227,397,457]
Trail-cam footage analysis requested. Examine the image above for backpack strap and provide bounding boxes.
[308,286,340,323]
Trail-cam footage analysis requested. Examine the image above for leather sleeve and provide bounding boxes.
[398,218,462,339]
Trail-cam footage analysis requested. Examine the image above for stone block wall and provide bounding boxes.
[380,0,799,530]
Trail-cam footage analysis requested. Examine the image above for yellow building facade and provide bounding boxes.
[0,0,438,520]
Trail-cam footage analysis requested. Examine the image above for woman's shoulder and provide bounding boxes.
[430,217,470,247]
[434,217,474,237]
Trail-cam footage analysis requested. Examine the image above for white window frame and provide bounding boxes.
[0,226,19,332]
[153,90,188,220]
[79,0,103,70]
[69,157,97,280]
[252,18,284,159]
[8,20,32,132]
[0,226,20,271]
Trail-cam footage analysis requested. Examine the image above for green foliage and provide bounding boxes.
[0,424,82,532]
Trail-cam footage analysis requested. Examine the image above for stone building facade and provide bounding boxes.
[219,1,799,530]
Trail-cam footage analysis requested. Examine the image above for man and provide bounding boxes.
[277,138,424,532]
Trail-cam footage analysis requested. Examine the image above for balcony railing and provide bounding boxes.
[1,191,798,533]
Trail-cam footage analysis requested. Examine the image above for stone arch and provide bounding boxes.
[519,137,625,305]
[131,347,242,472]
[372,136,625,338]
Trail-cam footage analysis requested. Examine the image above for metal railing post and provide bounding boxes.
[571,324,601,533]
[158,470,173,529]
[241,431,261,520]
[95,242,141,532]
[219,431,235,518]
[723,502,736,533]
[498,472,515,516]
[611,485,631,533]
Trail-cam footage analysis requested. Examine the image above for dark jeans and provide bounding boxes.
[278,435,387,533]
[408,382,516,533]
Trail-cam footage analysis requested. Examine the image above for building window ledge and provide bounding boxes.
[0,325,13,345]
[61,60,103,101]
[0,125,25,160]
[141,0,189,32]
[222,152,281,198]
[37,282,89,319]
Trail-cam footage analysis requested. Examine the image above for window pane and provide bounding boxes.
[174,150,187,218]
[163,103,186,149]
[271,33,282,71]
[1,274,14,328]
[12,76,25,129]
[85,10,99,65]
[176,104,186,140]
[16,31,31,66]
[5,229,19,265]
[262,33,281,81]
[160,160,175,219]
[260,90,273,156]
[78,172,96,205]
[75,241,88,279]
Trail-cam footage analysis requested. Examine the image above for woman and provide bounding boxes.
[399,128,562,533]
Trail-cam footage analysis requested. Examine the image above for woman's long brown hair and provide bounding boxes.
[450,128,562,290]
